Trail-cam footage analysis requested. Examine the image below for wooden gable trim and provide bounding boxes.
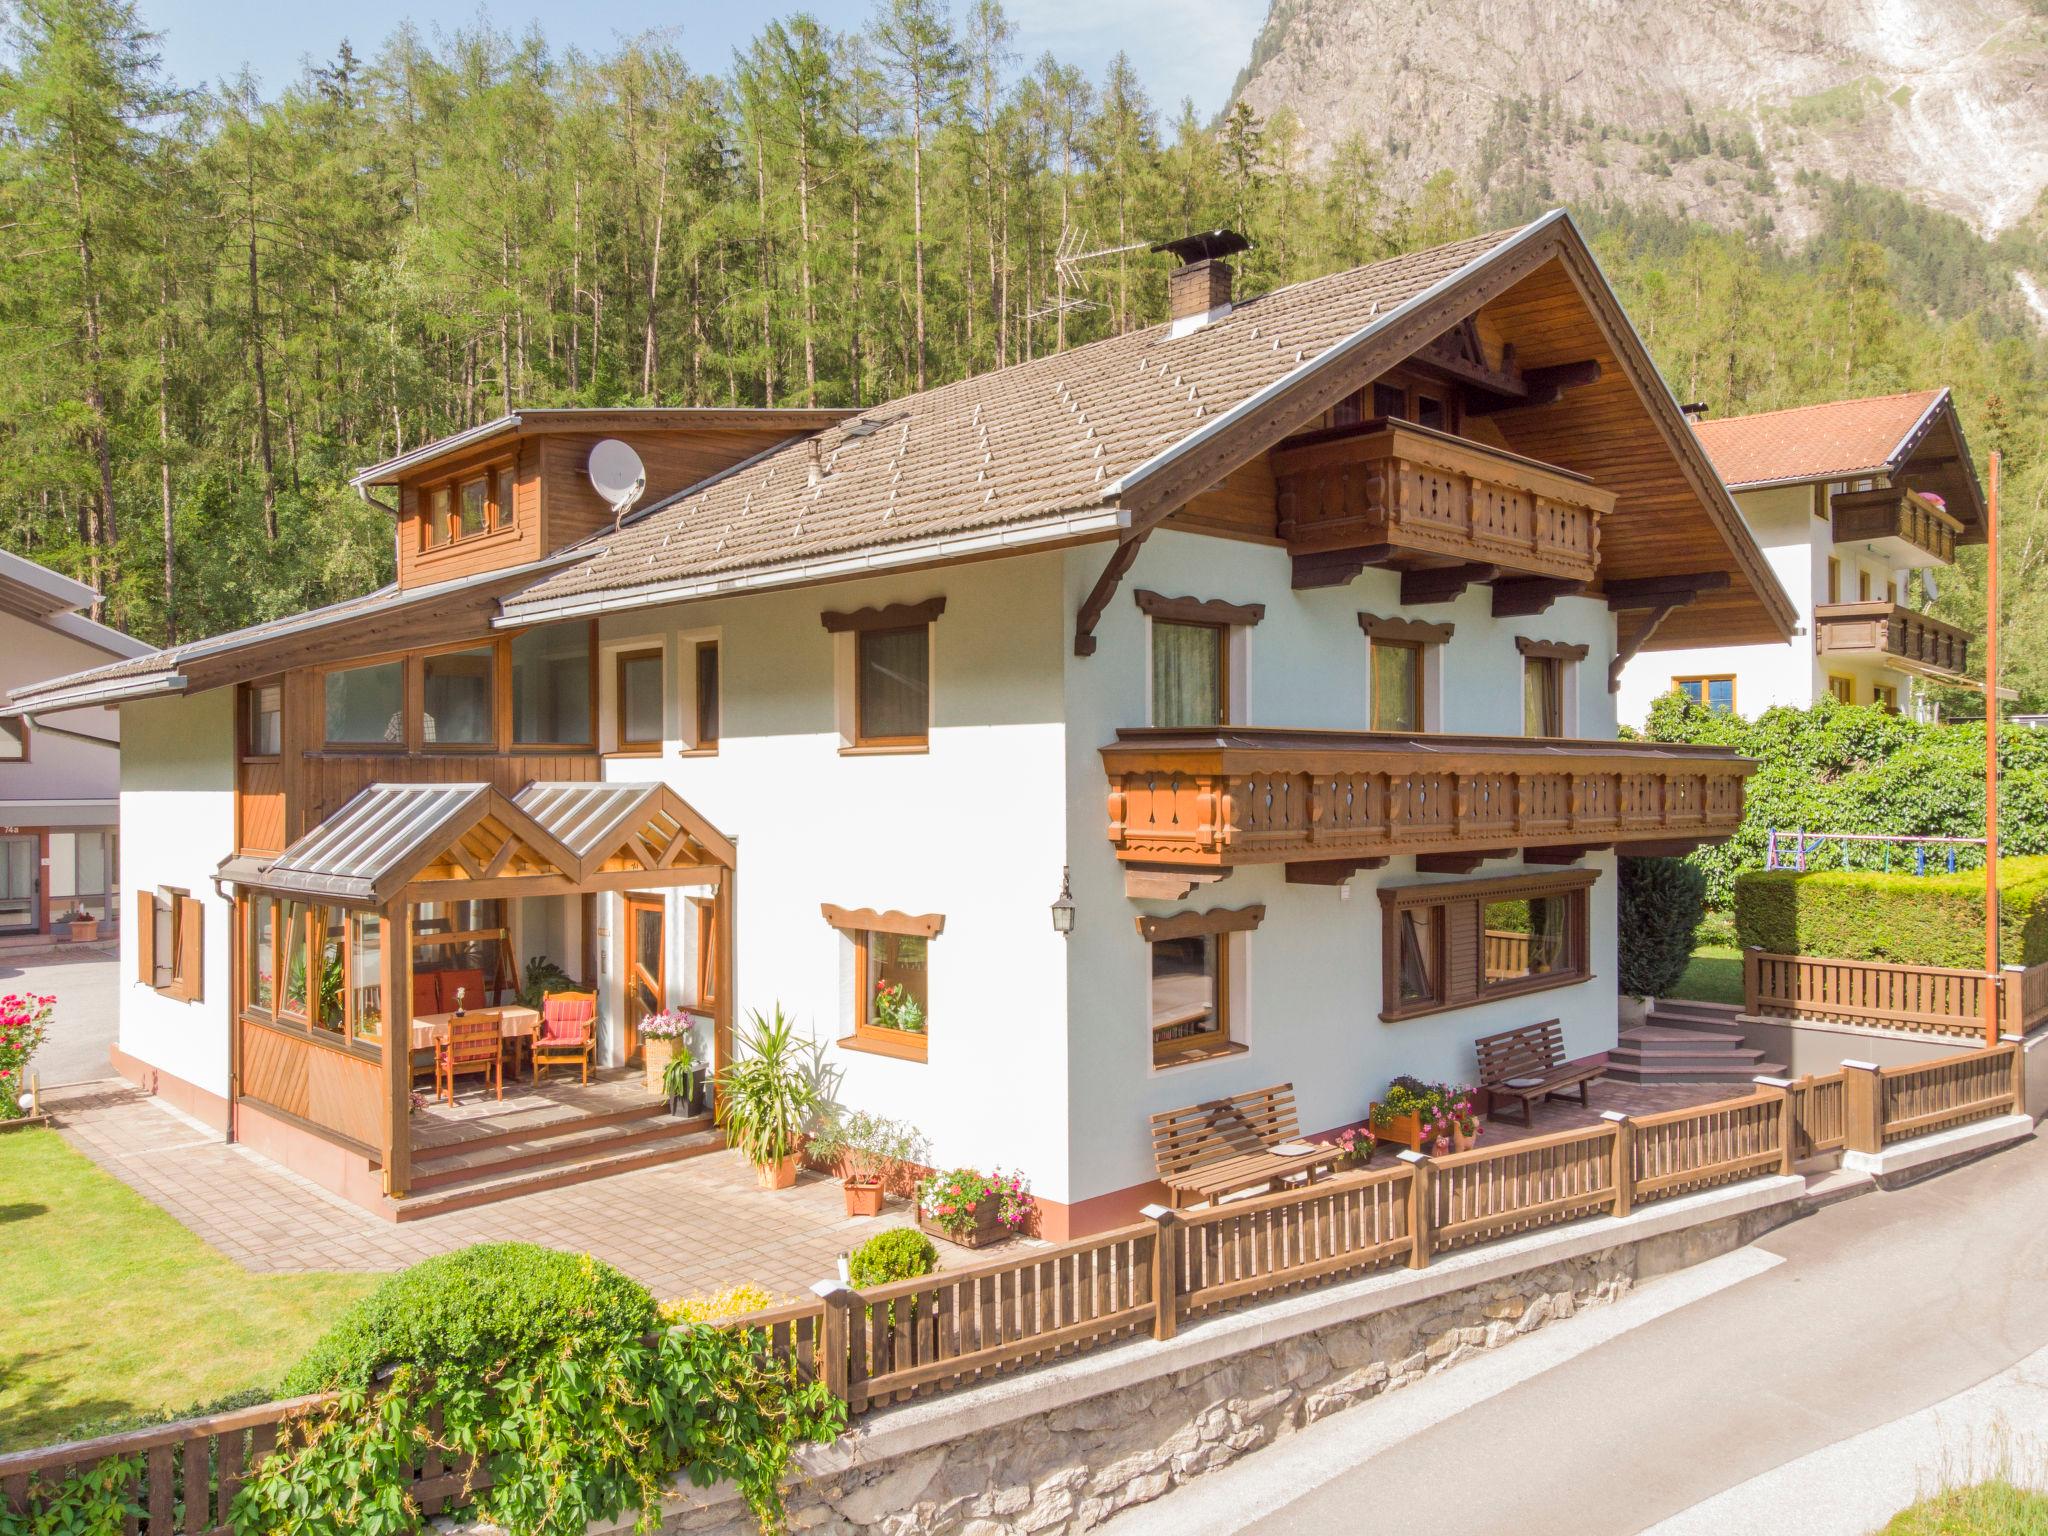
[819,597,947,633]
[1378,867,1597,910]
[1133,590,1266,627]
[1134,904,1266,943]
[1357,612,1454,645]
[821,903,945,940]
[1514,637,1590,661]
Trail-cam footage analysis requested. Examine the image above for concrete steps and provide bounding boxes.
[394,1111,724,1218]
[1605,999,1783,1085]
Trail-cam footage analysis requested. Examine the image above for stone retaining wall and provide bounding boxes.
[637,1189,1798,1536]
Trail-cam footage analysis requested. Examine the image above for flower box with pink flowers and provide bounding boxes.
[915,1167,1033,1249]
[1369,1077,1482,1155]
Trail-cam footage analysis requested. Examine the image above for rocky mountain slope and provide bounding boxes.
[1234,0,2048,241]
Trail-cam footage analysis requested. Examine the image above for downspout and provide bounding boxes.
[357,483,401,573]
[22,710,121,750]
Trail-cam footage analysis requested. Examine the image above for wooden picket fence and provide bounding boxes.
[1745,949,1998,1040]
[2,1042,2025,1528]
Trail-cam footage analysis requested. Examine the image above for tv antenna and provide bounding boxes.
[1023,224,1154,330]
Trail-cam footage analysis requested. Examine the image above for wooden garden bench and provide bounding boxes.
[1150,1083,1335,1209]
[1474,1019,1605,1126]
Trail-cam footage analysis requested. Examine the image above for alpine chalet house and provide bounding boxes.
[0,552,151,938]
[14,213,1792,1236]
[1616,389,1984,722]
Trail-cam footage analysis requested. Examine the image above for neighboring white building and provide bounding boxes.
[0,552,151,937]
[15,213,1795,1236]
[1617,389,1985,724]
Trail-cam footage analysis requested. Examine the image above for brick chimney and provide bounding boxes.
[1153,230,1250,335]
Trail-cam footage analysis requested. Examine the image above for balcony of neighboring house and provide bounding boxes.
[1830,486,1960,568]
[1813,602,1971,680]
[1101,728,1752,890]
[1273,419,1613,596]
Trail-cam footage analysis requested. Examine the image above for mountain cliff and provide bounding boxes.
[1233,0,2048,242]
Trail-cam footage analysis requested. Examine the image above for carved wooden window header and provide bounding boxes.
[1134,904,1266,943]
[820,597,947,633]
[821,903,946,939]
[1134,590,1266,627]
[1358,613,1454,644]
[1515,637,1590,661]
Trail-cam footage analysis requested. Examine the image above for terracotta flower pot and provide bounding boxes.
[842,1177,886,1217]
[754,1154,799,1191]
[1452,1126,1476,1153]
[66,919,98,944]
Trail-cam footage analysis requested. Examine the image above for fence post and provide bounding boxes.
[2004,964,2028,1036]
[810,1281,855,1409]
[1398,1149,1432,1269]
[1841,1060,1884,1154]
[1753,1076,1796,1174]
[1600,1111,1634,1217]
[1743,947,1762,1015]
[2000,1033,2027,1116]
[1140,1204,1181,1342]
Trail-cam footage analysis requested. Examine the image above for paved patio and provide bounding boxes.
[40,1079,1008,1301]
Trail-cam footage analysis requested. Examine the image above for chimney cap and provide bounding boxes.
[1151,229,1250,265]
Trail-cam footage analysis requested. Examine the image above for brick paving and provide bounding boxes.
[40,1080,1003,1302]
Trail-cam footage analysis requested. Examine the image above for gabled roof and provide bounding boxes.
[0,550,151,659]
[1693,388,1986,535]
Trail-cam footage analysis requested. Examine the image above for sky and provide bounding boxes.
[134,0,1269,119]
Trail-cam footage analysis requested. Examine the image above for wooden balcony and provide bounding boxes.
[1102,728,1752,879]
[1813,602,1970,678]
[1272,420,1612,590]
[1831,487,1959,567]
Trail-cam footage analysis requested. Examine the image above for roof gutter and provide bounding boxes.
[1104,210,1572,508]
[9,671,187,713]
[494,504,1129,627]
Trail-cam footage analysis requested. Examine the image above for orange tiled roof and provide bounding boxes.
[1691,389,1947,488]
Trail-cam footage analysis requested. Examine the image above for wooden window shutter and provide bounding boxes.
[135,889,155,987]
[173,896,204,1002]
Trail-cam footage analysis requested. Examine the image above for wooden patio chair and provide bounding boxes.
[1474,1019,1605,1126]
[436,1009,503,1105]
[534,991,597,1086]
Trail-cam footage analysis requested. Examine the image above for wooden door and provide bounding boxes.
[622,895,665,1066]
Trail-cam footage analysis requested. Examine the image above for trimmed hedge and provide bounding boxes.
[1733,855,2048,969]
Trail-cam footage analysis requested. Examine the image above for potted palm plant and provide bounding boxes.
[715,1005,823,1190]
[810,1109,924,1217]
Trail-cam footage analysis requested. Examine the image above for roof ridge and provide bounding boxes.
[1695,387,1945,431]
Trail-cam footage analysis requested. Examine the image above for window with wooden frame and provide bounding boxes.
[1872,681,1899,713]
[1858,568,1873,602]
[693,641,721,750]
[244,682,282,757]
[418,460,516,551]
[1827,675,1854,704]
[1330,370,1461,435]
[1378,870,1593,1021]
[1515,639,1585,738]
[240,895,383,1052]
[1360,613,1450,733]
[0,716,27,762]
[324,660,404,746]
[614,647,665,751]
[1672,675,1736,714]
[1139,905,1261,1067]
[421,643,495,747]
[822,598,945,752]
[509,622,596,747]
[1138,591,1263,729]
[1826,557,1842,605]
[136,887,203,1002]
[822,904,942,1061]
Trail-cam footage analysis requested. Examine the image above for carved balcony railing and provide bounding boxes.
[1813,602,1970,678]
[1831,487,1959,567]
[1272,419,1612,585]
[1101,728,1754,873]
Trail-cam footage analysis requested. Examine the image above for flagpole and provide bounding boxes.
[1984,450,2001,1046]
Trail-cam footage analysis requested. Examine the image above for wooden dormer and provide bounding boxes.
[353,408,855,590]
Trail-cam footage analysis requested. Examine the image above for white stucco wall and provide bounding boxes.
[116,690,236,1099]
[1059,530,1624,1206]
[0,608,125,814]
[595,553,1075,1199]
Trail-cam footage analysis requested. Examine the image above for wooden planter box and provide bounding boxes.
[1370,1104,1424,1151]
[917,1199,1007,1249]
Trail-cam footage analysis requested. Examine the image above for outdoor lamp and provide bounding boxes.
[1050,866,1076,936]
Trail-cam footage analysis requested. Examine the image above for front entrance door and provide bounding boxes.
[622,895,665,1066]
[0,837,38,933]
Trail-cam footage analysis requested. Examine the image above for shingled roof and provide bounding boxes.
[1692,389,1948,488]
[497,226,1529,618]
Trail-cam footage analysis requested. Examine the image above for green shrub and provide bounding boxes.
[1733,855,2048,968]
[282,1242,657,1393]
[1642,693,2048,908]
[1619,857,1706,997]
[848,1228,937,1287]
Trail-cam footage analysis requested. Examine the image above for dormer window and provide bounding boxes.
[421,461,516,550]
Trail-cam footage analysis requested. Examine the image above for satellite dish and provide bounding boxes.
[588,439,647,525]
[1923,566,1939,603]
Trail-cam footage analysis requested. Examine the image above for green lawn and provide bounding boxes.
[1876,1481,2048,1534]
[0,1127,376,1451]
[1665,942,1745,1007]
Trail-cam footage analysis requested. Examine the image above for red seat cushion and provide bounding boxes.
[539,996,595,1044]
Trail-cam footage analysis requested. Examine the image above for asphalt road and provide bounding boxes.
[1,944,117,1087]
[1124,1133,2048,1535]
